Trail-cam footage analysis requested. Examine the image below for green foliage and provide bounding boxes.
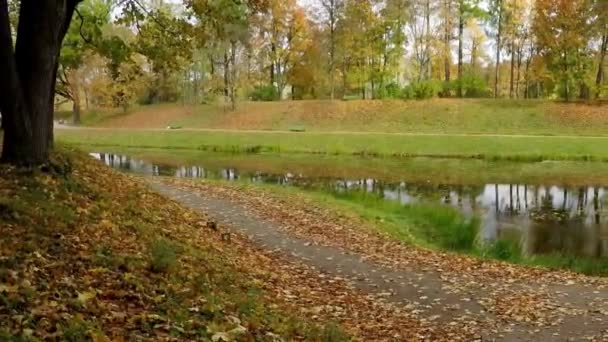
[249,85,279,101]
[327,190,478,251]
[149,238,179,273]
[455,73,491,98]
[375,82,401,99]
[482,238,522,261]
[405,204,479,251]
[402,80,442,100]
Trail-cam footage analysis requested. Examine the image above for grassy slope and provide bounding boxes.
[0,149,347,341]
[85,99,608,136]
[58,128,608,161]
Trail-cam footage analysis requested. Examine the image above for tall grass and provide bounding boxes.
[328,190,479,251]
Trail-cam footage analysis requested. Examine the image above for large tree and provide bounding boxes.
[1,0,82,165]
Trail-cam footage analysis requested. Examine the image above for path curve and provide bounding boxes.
[149,180,608,341]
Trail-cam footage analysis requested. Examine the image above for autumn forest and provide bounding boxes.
[55,0,607,118]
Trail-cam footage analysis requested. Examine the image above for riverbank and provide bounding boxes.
[57,128,608,162]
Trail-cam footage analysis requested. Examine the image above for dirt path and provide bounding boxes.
[57,126,608,139]
[149,179,608,341]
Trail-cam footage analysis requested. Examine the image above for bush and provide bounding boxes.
[149,238,179,273]
[375,82,401,99]
[249,85,279,101]
[401,80,442,100]
[457,73,491,98]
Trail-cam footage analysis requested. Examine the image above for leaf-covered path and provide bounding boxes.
[150,179,608,341]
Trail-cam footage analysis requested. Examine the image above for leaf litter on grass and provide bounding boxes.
[160,178,608,340]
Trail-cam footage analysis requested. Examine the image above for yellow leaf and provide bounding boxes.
[77,290,96,304]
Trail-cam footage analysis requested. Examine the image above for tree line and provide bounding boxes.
[52,0,608,115]
[0,0,607,165]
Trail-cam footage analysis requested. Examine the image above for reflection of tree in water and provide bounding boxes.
[525,186,605,257]
[94,153,608,259]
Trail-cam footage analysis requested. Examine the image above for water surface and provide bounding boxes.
[93,152,608,260]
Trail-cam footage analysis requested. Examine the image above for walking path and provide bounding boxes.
[56,125,608,139]
[149,179,608,341]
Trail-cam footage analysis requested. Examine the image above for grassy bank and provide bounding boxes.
[80,99,608,136]
[209,181,608,276]
[0,149,347,340]
[58,128,608,162]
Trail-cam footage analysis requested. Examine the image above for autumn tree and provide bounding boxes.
[533,0,594,101]
[488,0,505,97]
[593,0,607,98]
[320,0,344,100]
[456,0,483,97]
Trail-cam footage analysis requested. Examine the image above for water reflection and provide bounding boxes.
[92,153,608,259]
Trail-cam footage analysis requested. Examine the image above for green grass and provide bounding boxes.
[58,128,608,162]
[329,190,479,251]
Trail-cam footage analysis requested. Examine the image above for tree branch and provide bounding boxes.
[75,7,92,44]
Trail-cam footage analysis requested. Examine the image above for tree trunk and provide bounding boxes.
[341,57,347,99]
[72,100,81,125]
[524,45,533,99]
[223,50,229,97]
[596,33,607,99]
[229,40,237,111]
[494,0,503,98]
[509,41,515,98]
[516,42,523,98]
[457,9,464,98]
[564,58,570,102]
[0,0,80,165]
[329,2,335,101]
[425,0,431,79]
[68,69,81,125]
[443,0,451,87]
[270,42,276,86]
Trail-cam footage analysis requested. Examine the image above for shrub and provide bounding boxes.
[402,80,442,100]
[375,82,401,99]
[400,85,415,99]
[249,85,279,101]
[457,73,491,98]
[149,238,179,273]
